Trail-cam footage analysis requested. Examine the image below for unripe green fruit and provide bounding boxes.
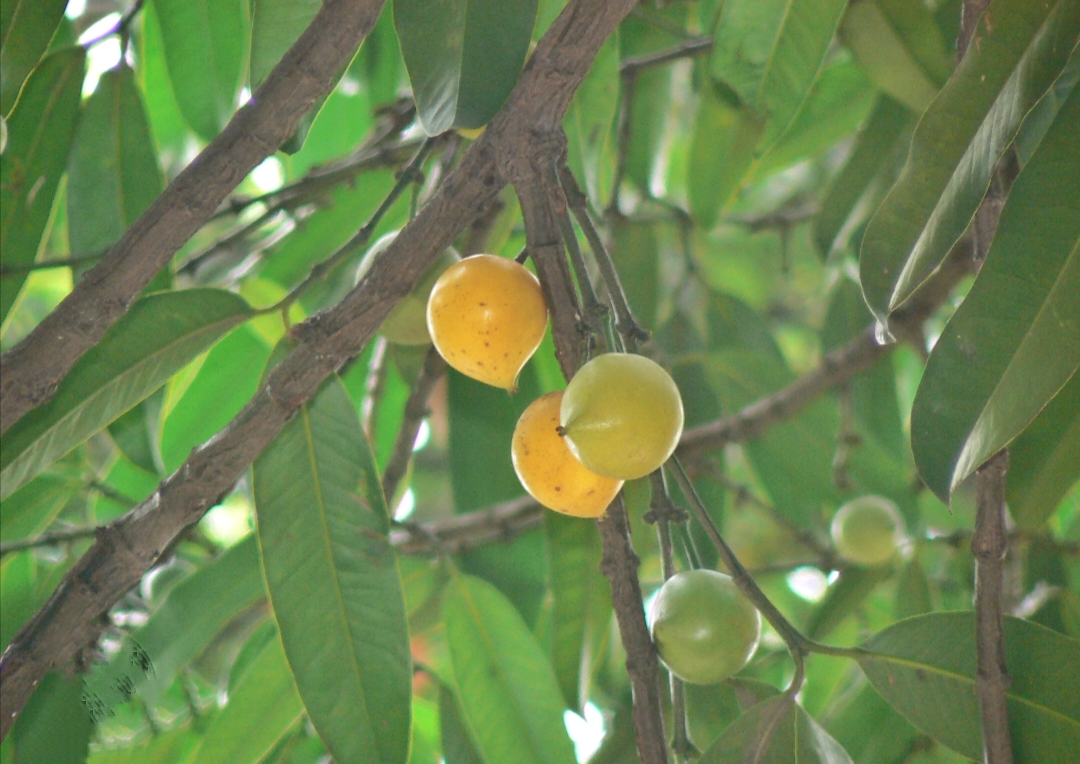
[649,570,761,685]
[559,353,684,480]
[830,495,905,566]
[354,232,460,345]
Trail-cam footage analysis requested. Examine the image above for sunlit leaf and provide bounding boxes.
[5,673,92,764]
[137,0,189,158]
[0,0,68,116]
[698,694,853,763]
[0,473,73,543]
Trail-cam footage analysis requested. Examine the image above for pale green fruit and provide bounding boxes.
[355,232,460,345]
[830,495,905,566]
[559,353,684,480]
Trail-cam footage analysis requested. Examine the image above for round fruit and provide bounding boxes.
[830,495,905,566]
[559,353,684,480]
[355,232,460,345]
[426,254,548,391]
[512,391,624,518]
[649,569,761,685]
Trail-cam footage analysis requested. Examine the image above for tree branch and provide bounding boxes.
[381,347,446,503]
[0,0,641,738]
[0,0,390,435]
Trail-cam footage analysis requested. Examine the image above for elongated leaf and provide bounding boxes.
[709,0,848,150]
[190,631,304,764]
[0,0,68,116]
[1007,371,1080,529]
[826,682,921,764]
[910,86,1080,501]
[6,673,92,764]
[394,0,538,134]
[0,289,252,500]
[153,0,248,140]
[440,683,485,764]
[611,217,660,331]
[858,612,1080,763]
[89,724,203,764]
[564,31,619,211]
[444,574,576,764]
[860,0,1080,325]
[67,65,164,257]
[0,473,73,543]
[138,0,189,159]
[253,372,411,764]
[698,694,853,764]
[0,46,83,324]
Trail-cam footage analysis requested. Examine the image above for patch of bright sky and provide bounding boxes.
[78,13,123,96]
[394,488,416,522]
[251,156,285,193]
[787,565,829,602]
[413,419,431,452]
[65,0,88,18]
[199,493,254,547]
[564,702,606,763]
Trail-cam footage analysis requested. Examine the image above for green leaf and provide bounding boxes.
[698,694,853,763]
[67,65,164,258]
[684,678,781,752]
[440,683,485,764]
[709,0,848,150]
[0,46,84,325]
[443,574,577,764]
[354,4,405,108]
[839,0,953,113]
[860,0,1080,325]
[394,0,539,134]
[804,566,894,641]
[6,673,92,764]
[88,724,202,764]
[0,473,73,543]
[138,0,190,158]
[611,217,660,331]
[190,630,304,764]
[825,682,921,764]
[894,558,933,620]
[858,612,1080,763]
[564,31,619,211]
[1,289,252,500]
[1007,371,1080,529]
[153,0,249,141]
[107,390,163,476]
[1,552,37,652]
[253,372,412,764]
[0,0,68,116]
[910,86,1080,501]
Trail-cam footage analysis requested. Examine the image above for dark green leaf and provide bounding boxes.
[6,673,92,764]
[1,552,37,652]
[564,31,619,211]
[67,65,164,258]
[698,694,853,763]
[253,372,412,764]
[684,678,781,752]
[0,473,73,543]
[153,0,249,140]
[860,0,1080,325]
[0,46,84,324]
[249,0,321,90]
[0,0,68,115]
[107,390,163,476]
[354,4,405,108]
[440,683,485,764]
[444,574,576,764]
[859,612,1080,763]
[910,86,1080,501]
[826,682,921,764]
[1,289,252,500]
[394,0,538,134]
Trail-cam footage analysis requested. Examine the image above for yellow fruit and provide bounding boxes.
[426,254,548,391]
[355,232,460,345]
[830,495,905,566]
[560,353,684,480]
[512,392,624,518]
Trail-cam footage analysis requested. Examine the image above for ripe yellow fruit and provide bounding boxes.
[830,495,905,566]
[512,392,624,518]
[355,232,461,345]
[560,353,684,480]
[426,254,548,391]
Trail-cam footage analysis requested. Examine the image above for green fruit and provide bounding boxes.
[355,232,460,345]
[559,353,684,480]
[649,570,761,685]
[830,495,905,566]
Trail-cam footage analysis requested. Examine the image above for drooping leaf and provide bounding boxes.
[858,612,1080,763]
[153,0,249,141]
[709,0,848,150]
[698,694,853,763]
[1,289,252,500]
[910,86,1080,501]
[564,31,619,211]
[860,0,1080,325]
[0,46,84,324]
[0,0,69,116]
[0,473,73,543]
[67,65,164,258]
[444,573,577,764]
[394,0,538,134]
[5,673,93,764]
[253,371,412,764]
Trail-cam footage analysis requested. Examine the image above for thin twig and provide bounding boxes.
[0,252,109,277]
[619,37,713,76]
[381,347,446,502]
[361,337,390,440]
[0,526,99,556]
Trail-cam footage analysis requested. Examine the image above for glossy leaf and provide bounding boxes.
[67,65,164,258]
[910,86,1080,501]
[0,46,84,324]
[0,0,68,116]
[394,0,538,134]
[153,0,249,140]
[138,0,189,159]
[5,673,92,764]
[1007,371,1080,529]
[564,31,618,211]
[698,694,853,763]
[684,678,781,752]
[1,289,252,500]
[860,0,1080,324]
[0,473,73,543]
[859,612,1080,763]
[444,574,577,764]
[709,0,848,150]
[253,372,411,764]
[190,630,304,764]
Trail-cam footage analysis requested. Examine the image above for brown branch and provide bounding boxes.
[0,0,390,435]
[0,526,99,556]
[0,0,641,739]
[381,347,446,503]
[619,37,713,76]
[390,496,540,556]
